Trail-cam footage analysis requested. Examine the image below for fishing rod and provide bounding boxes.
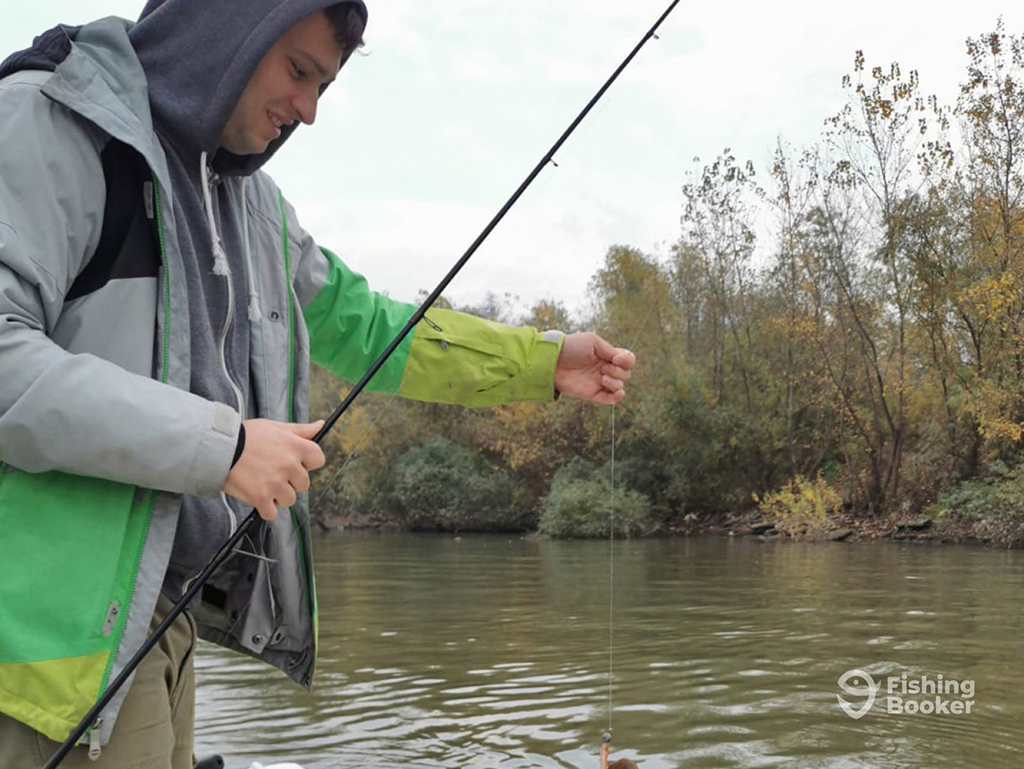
[44,1,681,765]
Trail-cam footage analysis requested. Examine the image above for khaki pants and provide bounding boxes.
[0,593,197,769]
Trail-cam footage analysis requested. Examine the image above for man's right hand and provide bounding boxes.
[222,419,326,520]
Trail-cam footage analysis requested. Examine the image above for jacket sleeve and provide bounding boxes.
[0,75,239,497]
[285,197,563,407]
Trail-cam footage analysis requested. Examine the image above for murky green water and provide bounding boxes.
[194,533,1024,768]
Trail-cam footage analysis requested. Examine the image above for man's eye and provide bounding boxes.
[291,63,306,80]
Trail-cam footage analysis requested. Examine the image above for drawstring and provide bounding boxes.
[200,151,230,276]
[239,177,262,322]
[199,152,262,321]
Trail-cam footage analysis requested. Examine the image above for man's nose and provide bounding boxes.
[294,88,318,126]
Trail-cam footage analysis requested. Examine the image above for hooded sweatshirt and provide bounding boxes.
[126,0,367,598]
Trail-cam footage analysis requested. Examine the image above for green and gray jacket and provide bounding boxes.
[0,7,562,750]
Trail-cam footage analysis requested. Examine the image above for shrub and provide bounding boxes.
[538,458,653,538]
[928,461,1024,547]
[756,475,841,538]
[389,436,521,531]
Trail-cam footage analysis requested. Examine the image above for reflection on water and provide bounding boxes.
[194,533,1024,768]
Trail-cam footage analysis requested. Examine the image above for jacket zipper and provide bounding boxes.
[209,167,246,540]
[210,169,246,422]
[87,717,103,760]
[278,191,316,682]
[155,178,172,385]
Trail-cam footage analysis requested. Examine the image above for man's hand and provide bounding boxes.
[222,419,326,521]
[554,332,636,405]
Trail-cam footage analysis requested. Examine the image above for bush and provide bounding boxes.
[756,475,841,538]
[538,458,653,538]
[928,461,1024,547]
[389,436,521,531]
[549,456,596,487]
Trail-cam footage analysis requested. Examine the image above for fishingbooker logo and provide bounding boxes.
[837,668,975,718]
[836,669,877,719]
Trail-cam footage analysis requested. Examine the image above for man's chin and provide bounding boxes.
[220,136,272,156]
[239,139,271,156]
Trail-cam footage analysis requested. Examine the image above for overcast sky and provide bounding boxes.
[5,1,1023,318]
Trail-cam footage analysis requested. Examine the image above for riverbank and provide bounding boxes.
[319,507,1006,546]
[667,509,960,545]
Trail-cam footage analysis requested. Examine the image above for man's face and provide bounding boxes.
[220,10,343,155]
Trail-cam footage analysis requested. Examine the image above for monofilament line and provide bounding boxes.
[608,402,616,732]
[606,294,660,735]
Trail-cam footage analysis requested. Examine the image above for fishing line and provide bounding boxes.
[608,401,615,731]
[605,294,659,738]
[44,2,681,765]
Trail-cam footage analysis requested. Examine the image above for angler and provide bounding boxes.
[0,1,637,766]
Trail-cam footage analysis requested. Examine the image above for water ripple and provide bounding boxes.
[193,535,1024,768]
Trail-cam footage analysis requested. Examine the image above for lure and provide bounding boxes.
[600,731,639,769]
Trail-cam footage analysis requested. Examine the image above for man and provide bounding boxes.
[0,1,636,766]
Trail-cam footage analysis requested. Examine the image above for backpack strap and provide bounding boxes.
[1,25,161,302]
[66,139,162,302]
[0,25,81,80]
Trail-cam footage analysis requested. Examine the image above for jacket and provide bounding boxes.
[0,14,563,748]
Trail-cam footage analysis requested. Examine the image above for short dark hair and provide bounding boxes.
[324,3,366,61]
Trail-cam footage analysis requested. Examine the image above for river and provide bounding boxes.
[193,532,1024,768]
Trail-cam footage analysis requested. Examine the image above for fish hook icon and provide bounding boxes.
[837,668,878,719]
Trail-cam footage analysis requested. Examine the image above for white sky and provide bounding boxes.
[5,1,1023,318]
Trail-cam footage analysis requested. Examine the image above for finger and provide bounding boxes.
[602,375,624,392]
[273,487,297,509]
[590,388,625,406]
[300,442,326,471]
[611,349,636,369]
[283,484,298,507]
[592,335,620,363]
[289,467,312,494]
[287,420,326,440]
[601,364,632,382]
[256,498,278,521]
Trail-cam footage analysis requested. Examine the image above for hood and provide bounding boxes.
[129,0,367,175]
